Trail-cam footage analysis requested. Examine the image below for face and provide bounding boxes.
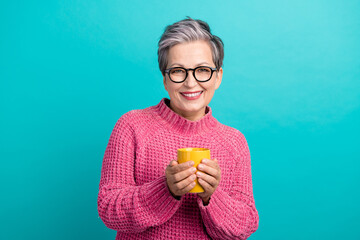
[163,40,223,121]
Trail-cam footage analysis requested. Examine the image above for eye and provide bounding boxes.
[196,67,211,73]
[170,68,186,74]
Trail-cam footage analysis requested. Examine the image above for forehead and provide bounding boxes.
[167,40,213,67]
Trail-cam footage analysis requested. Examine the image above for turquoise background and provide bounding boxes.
[1,0,359,239]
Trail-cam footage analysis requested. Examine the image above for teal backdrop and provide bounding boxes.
[1,0,359,239]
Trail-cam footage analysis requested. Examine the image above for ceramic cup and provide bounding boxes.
[177,148,210,193]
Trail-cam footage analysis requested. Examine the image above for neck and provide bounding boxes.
[156,98,218,135]
[168,100,206,121]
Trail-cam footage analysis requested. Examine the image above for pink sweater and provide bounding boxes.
[98,98,259,239]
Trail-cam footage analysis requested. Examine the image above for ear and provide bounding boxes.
[214,67,223,90]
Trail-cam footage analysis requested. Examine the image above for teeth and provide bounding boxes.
[182,92,202,97]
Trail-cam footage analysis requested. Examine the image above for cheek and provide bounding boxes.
[204,83,216,94]
[205,90,215,100]
[165,84,180,96]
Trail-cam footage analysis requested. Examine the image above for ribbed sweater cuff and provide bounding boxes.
[197,187,226,210]
[197,187,258,239]
[141,176,182,223]
[197,187,233,230]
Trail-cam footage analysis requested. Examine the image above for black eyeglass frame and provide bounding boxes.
[164,66,217,83]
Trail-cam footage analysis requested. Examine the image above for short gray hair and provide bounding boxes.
[158,17,224,75]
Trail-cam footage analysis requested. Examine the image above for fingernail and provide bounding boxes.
[188,161,194,166]
[198,164,203,170]
[191,174,196,180]
[196,172,202,177]
[202,159,208,163]
[191,167,197,173]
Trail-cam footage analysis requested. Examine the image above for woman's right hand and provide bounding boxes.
[165,160,197,199]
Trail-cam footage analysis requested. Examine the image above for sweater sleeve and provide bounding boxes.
[97,114,182,233]
[197,133,259,240]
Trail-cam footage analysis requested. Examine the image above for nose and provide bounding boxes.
[183,70,198,88]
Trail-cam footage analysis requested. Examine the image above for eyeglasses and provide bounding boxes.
[164,66,217,83]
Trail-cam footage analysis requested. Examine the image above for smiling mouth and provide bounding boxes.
[180,91,203,100]
[180,91,203,97]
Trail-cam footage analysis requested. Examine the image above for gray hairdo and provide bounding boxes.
[158,17,224,75]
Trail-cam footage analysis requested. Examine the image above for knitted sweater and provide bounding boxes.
[98,98,259,240]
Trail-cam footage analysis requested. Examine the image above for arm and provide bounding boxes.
[197,134,259,240]
[97,115,182,233]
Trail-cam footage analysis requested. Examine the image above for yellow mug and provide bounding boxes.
[177,148,210,193]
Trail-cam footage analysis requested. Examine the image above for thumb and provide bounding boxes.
[170,160,178,166]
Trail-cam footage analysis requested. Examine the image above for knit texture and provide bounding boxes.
[98,98,259,240]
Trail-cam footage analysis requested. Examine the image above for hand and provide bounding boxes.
[165,160,197,199]
[196,158,221,205]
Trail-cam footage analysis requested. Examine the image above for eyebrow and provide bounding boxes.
[169,62,211,68]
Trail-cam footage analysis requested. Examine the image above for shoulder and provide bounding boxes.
[113,105,158,132]
[217,122,246,140]
[215,122,249,153]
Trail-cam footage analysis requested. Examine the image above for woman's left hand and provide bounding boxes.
[196,158,221,205]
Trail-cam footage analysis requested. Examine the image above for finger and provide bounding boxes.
[201,158,220,170]
[175,174,196,190]
[170,161,194,174]
[198,177,214,193]
[167,161,181,174]
[166,160,177,175]
[166,160,177,171]
[197,163,219,179]
[172,175,196,196]
[179,181,196,195]
[196,171,218,187]
[172,166,197,182]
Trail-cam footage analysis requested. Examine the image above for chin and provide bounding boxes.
[181,104,206,113]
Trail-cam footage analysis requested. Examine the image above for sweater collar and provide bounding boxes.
[155,98,218,135]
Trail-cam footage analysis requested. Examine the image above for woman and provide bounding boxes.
[98,17,259,239]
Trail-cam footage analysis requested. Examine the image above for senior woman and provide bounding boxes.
[98,17,259,239]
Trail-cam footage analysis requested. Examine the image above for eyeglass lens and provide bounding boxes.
[169,67,213,82]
